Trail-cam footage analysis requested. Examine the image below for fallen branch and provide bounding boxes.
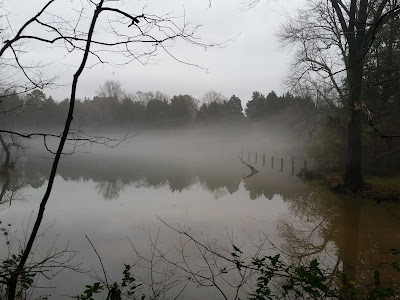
[237,155,259,180]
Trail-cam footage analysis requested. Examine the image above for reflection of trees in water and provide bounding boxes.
[0,135,34,206]
[198,169,240,198]
[22,154,312,202]
[278,187,400,288]
[26,172,46,189]
[13,152,400,291]
[167,172,197,193]
[95,178,125,200]
[243,172,311,201]
[0,169,29,206]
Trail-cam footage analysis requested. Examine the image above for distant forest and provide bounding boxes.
[1,76,400,175]
[0,85,317,130]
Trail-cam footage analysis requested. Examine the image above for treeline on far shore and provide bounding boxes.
[3,82,399,176]
[0,86,317,130]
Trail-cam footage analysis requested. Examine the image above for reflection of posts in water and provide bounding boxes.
[248,152,250,162]
[304,160,307,171]
[271,156,274,168]
[281,158,283,172]
[263,154,265,167]
[241,149,243,160]
[291,160,294,176]
[255,152,257,164]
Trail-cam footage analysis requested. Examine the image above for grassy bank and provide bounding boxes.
[363,176,400,202]
[315,173,400,202]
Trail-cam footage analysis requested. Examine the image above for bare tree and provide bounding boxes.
[0,3,56,99]
[0,0,217,298]
[202,90,227,105]
[279,0,400,189]
[96,80,124,100]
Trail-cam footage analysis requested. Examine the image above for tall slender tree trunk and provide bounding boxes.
[7,3,103,299]
[344,62,364,189]
[0,171,10,204]
[344,110,363,188]
[330,0,376,190]
[343,0,367,190]
[0,134,10,168]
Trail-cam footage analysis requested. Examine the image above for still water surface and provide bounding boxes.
[1,136,399,298]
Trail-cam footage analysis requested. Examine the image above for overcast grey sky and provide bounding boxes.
[3,0,303,105]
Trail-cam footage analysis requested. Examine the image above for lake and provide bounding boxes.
[1,129,399,299]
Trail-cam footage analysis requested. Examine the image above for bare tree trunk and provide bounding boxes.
[0,170,10,204]
[342,0,367,190]
[6,3,103,299]
[0,134,10,168]
[344,62,364,189]
[345,112,363,188]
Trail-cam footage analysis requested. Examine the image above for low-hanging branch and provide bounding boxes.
[0,129,139,155]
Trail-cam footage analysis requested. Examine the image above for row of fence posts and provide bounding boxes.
[241,150,307,176]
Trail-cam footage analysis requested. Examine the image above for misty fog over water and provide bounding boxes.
[1,128,399,299]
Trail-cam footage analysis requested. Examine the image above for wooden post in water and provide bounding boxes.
[263,154,265,167]
[291,160,294,176]
[304,160,307,171]
[255,152,258,164]
[248,152,250,162]
[281,158,283,172]
[271,156,274,168]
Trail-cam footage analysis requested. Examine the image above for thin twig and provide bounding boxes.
[85,235,109,287]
